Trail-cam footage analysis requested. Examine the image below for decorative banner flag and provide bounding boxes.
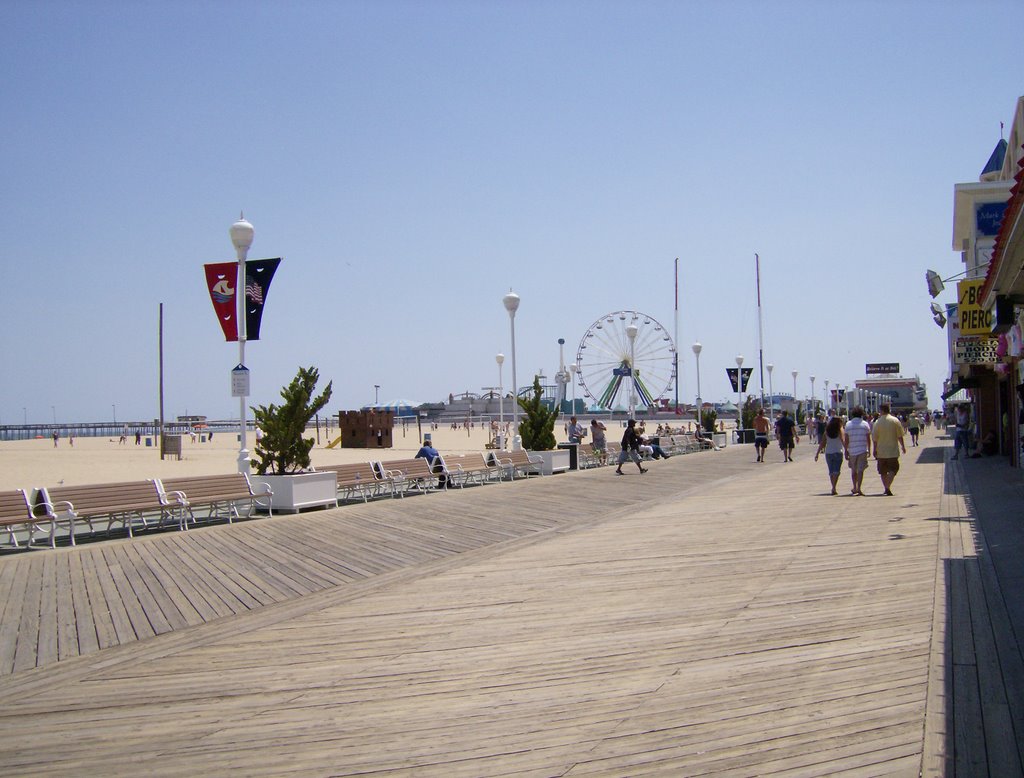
[204,258,281,342]
[243,257,280,341]
[204,262,239,341]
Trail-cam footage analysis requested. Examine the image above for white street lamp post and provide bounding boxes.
[736,355,745,432]
[503,291,521,450]
[626,323,639,419]
[496,353,505,449]
[766,363,774,415]
[791,370,798,418]
[692,342,703,429]
[570,362,578,416]
[229,215,254,474]
[809,375,816,415]
[824,379,830,411]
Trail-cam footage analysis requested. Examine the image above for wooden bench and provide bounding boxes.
[36,480,171,543]
[158,473,273,524]
[315,462,394,502]
[579,443,606,468]
[487,449,543,480]
[0,489,43,549]
[376,457,442,495]
[438,453,502,488]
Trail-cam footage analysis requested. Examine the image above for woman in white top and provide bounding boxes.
[814,415,847,495]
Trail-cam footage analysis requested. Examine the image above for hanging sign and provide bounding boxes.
[958,279,992,336]
[954,337,999,365]
[231,364,250,397]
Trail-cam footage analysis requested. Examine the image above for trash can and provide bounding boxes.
[557,442,580,470]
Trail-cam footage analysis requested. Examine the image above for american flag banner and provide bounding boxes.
[243,257,281,341]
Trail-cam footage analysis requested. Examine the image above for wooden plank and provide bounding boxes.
[11,557,43,673]
[67,551,100,656]
[145,536,245,619]
[137,539,218,624]
[0,558,30,674]
[98,544,155,641]
[79,548,120,650]
[54,552,80,661]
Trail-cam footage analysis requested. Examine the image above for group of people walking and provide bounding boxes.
[810,404,908,496]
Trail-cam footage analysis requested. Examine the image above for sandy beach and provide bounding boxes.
[0,423,566,491]
[0,415,715,491]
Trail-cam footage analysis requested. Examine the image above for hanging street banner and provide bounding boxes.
[204,262,239,341]
[243,258,281,340]
[204,258,281,342]
[726,367,753,392]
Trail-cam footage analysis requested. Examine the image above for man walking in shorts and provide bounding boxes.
[752,407,772,462]
[774,410,799,462]
[843,406,871,495]
[871,403,906,496]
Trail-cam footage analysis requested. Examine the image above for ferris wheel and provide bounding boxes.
[575,310,677,411]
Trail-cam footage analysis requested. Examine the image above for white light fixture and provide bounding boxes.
[230,214,254,475]
[626,323,638,419]
[496,353,505,449]
[503,290,521,449]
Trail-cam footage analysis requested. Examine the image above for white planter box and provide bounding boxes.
[528,449,571,475]
[252,472,338,513]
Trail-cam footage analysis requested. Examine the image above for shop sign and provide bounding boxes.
[957,279,992,335]
[954,337,999,365]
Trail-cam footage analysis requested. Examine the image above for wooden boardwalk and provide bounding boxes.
[0,438,1020,776]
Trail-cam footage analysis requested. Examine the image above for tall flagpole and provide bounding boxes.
[756,253,766,411]
[674,257,680,413]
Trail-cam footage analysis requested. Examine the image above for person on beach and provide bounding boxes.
[752,407,772,462]
[843,406,871,496]
[415,438,448,489]
[774,410,799,462]
[52,431,58,447]
[814,415,846,495]
[871,403,906,496]
[615,419,648,475]
[590,418,608,464]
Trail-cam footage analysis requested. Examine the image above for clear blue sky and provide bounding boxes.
[1,0,1019,424]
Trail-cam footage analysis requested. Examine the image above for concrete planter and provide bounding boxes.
[252,471,338,513]
[527,449,571,475]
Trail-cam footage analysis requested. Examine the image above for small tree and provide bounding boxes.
[700,407,718,433]
[517,376,558,450]
[252,366,333,475]
[741,396,758,430]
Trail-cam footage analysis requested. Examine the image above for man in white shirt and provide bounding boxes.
[843,406,872,496]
